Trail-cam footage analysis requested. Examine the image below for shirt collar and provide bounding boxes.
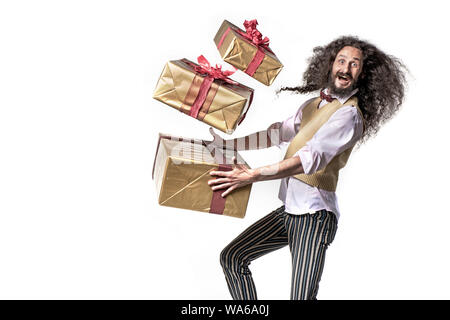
[324,87,359,104]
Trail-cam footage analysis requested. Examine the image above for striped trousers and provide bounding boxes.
[220,206,338,300]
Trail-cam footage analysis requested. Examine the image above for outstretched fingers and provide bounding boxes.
[208,177,230,186]
[221,185,237,197]
[211,182,233,191]
[210,170,231,177]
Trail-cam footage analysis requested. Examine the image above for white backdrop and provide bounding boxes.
[0,0,449,299]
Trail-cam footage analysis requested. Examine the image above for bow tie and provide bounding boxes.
[320,90,334,103]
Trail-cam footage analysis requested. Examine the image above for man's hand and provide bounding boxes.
[208,156,304,197]
[208,156,255,197]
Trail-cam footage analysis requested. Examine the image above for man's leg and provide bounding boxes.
[220,206,288,300]
[283,210,338,300]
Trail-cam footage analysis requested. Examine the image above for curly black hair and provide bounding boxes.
[279,35,407,144]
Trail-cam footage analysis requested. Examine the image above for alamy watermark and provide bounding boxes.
[168,129,281,175]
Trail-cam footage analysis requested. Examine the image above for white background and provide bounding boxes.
[0,0,449,299]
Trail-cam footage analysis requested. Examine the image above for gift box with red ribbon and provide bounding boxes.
[152,134,252,218]
[214,19,283,86]
[153,56,254,134]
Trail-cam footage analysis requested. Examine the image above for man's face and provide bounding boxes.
[329,46,363,96]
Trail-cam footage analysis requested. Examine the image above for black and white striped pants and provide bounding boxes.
[220,206,338,300]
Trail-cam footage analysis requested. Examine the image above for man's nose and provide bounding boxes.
[341,63,349,73]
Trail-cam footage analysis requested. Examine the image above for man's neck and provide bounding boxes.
[325,87,358,104]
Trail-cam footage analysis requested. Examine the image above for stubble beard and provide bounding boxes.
[327,72,358,98]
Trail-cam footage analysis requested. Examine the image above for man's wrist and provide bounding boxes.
[249,168,262,183]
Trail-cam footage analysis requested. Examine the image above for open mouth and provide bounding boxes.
[336,73,352,86]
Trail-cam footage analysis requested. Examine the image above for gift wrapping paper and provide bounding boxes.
[152,134,252,218]
[214,19,283,86]
[153,58,254,134]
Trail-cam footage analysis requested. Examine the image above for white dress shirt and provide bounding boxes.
[274,88,363,220]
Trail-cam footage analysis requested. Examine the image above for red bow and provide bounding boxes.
[194,55,237,84]
[237,19,272,53]
[320,90,334,103]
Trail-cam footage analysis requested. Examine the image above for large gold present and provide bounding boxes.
[152,134,252,218]
[214,19,283,86]
[153,56,254,135]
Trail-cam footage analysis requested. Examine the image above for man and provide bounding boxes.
[207,36,407,300]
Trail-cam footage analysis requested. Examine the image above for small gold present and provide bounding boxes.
[153,56,254,135]
[214,19,283,86]
[152,134,252,218]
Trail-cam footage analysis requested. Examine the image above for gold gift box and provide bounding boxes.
[214,20,283,86]
[152,134,252,218]
[153,58,254,135]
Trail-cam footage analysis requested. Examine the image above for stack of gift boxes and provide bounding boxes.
[152,19,283,218]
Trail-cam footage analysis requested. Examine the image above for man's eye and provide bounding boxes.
[352,62,358,67]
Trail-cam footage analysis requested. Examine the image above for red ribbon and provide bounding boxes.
[236,20,273,54]
[186,56,237,119]
[193,55,237,84]
[209,164,232,215]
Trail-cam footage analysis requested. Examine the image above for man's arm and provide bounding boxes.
[208,105,363,197]
[208,122,282,151]
[208,155,303,197]
[208,98,313,152]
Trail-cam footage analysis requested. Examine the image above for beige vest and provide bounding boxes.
[284,96,364,192]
